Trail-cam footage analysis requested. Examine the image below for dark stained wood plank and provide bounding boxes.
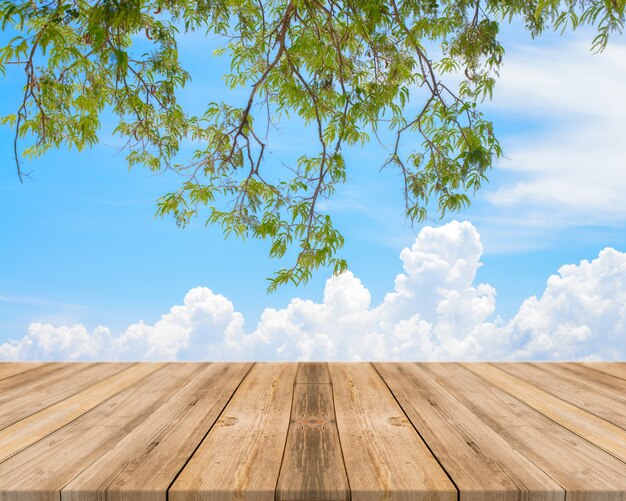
[375,362,564,501]
[0,363,163,462]
[427,363,626,500]
[463,363,626,461]
[276,363,349,501]
[0,363,197,501]
[580,362,626,381]
[0,363,130,429]
[496,362,626,431]
[169,363,297,501]
[62,363,253,501]
[329,363,456,501]
[0,363,44,381]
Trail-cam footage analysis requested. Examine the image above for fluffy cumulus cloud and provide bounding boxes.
[1,221,625,361]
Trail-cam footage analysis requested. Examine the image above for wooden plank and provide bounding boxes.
[276,363,350,501]
[426,363,626,499]
[0,363,70,394]
[329,363,456,501]
[578,362,626,382]
[62,363,253,501]
[0,363,130,429]
[463,363,626,461]
[0,363,44,381]
[496,363,626,430]
[375,363,563,501]
[169,363,297,501]
[0,363,198,501]
[0,362,163,462]
[295,362,331,384]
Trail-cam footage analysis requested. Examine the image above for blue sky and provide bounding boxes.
[1,18,626,360]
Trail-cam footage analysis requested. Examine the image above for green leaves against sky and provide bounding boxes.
[1,0,624,290]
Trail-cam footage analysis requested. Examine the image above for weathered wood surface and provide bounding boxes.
[276,363,349,501]
[0,362,625,501]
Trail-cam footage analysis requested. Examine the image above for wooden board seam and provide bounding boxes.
[0,362,165,464]
[328,362,352,500]
[473,362,626,466]
[0,363,45,382]
[497,363,626,434]
[578,363,626,382]
[163,362,256,500]
[370,362,461,499]
[274,363,298,499]
[56,363,210,496]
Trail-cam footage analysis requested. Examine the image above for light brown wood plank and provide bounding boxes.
[563,363,626,394]
[0,363,130,429]
[580,362,626,381]
[375,362,563,501]
[169,363,297,501]
[329,363,456,501]
[62,363,253,501]
[427,363,626,500]
[463,362,626,462]
[0,363,44,381]
[0,363,70,394]
[0,363,198,501]
[496,362,626,431]
[0,362,163,462]
[276,363,349,501]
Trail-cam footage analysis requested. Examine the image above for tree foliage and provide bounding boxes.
[1,0,624,290]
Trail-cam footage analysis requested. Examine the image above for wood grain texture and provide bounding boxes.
[276,363,349,501]
[0,363,44,381]
[374,362,563,501]
[0,362,163,462]
[62,363,253,501]
[463,362,626,461]
[295,362,331,384]
[429,363,626,500]
[329,363,456,501]
[0,363,129,429]
[168,363,297,501]
[0,363,69,396]
[0,362,625,501]
[580,362,626,381]
[0,363,191,501]
[496,363,626,431]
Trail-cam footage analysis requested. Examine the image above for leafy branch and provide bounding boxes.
[1,0,624,291]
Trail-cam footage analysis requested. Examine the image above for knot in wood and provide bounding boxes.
[388,416,410,427]
[218,416,238,427]
[295,416,330,426]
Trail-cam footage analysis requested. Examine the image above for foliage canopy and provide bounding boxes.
[1,0,624,290]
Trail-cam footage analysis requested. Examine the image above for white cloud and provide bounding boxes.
[484,40,626,224]
[502,247,626,360]
[2,221,624,361]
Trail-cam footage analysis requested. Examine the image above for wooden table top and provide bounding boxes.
[0,362,625,501]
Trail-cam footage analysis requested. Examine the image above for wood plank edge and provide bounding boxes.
[493,362,626,434]
[370,362,461,499]
[0,362,164,465]
[0,363,132,434]
[0,363,46,382]
[163,362,256,501]
[275,362,351,501]
[326,362,351,500]
[576,362,626,382]
[466,362,626,467]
